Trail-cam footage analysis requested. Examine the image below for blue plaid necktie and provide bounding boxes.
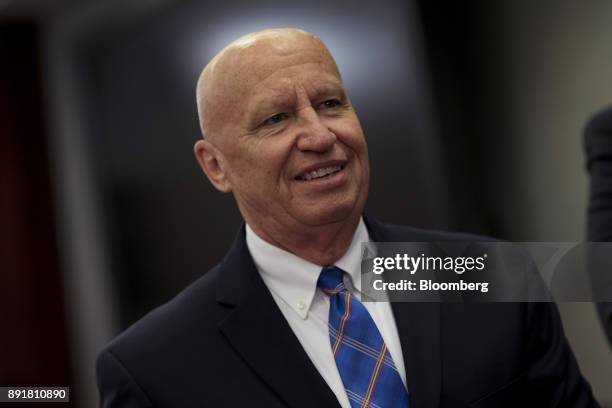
[318,266,409,408]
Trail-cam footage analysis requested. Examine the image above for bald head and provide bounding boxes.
[196,28,341,142]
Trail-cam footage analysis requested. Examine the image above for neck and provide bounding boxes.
[246,214,361,266]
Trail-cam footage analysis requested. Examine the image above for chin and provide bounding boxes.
[295,200,359,227]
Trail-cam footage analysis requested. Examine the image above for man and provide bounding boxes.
[97,28,598,407]
[586,105,612,347]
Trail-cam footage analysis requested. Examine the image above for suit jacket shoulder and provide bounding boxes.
[97,227,340,408]
[96,265,234,407]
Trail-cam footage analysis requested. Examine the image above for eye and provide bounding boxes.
[263,113,288,126]
[318,99,342,109]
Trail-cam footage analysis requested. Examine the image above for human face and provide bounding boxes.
[210,39,369,237]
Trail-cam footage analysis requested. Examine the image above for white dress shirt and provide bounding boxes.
[245,218,407,408]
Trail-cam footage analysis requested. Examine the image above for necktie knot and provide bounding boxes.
[317,266,345,296]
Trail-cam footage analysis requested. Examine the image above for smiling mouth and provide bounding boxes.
[296,165,344,181]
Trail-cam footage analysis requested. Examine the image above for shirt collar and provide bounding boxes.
[245,218,370,319]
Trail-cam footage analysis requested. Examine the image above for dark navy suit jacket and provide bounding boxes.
[96,216,598,407]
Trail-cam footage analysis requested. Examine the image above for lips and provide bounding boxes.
[297,165,343,181]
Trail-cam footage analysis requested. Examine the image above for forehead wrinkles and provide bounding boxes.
[229,57,336,110]
[232,46,337,89]
[247,67,342,111]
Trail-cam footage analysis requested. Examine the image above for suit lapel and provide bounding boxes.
[216,226,340,408]
[215,218,443,407]
[365,215,442,408]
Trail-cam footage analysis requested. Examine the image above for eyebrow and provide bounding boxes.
[319,80,345,93]
[318,87,348,105]
[245,81,348,128]
[245,94,294,128]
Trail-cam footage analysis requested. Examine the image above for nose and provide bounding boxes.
[295,107,337,153]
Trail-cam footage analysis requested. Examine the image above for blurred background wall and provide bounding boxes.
[1,0,611,406]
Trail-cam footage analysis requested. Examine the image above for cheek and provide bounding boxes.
[233,141,292,186]
[334,121,368,156]
[336,121,369,183]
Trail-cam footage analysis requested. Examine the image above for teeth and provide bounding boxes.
[299,166,341,181]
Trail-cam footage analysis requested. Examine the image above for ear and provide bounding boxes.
[194,139,233,192]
